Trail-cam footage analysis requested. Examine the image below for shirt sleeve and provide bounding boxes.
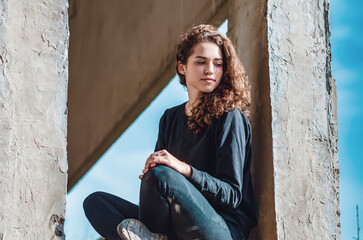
[189,109,251,209]
[154,110,168,152]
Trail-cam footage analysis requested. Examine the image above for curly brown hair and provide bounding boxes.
[176,24,251,134]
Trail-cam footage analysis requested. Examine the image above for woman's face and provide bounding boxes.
[178,42,223,99]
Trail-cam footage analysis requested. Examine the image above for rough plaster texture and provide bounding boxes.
[267,0,340,239]
[228,1,277,239]
[67,0,228,189]
[0,0,68,239]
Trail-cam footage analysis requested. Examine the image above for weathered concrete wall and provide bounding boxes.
[228,0,277,239]
[0,0,68,239]
[267,0,340,239]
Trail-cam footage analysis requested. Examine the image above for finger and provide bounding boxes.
[145,155,157,167]
[154,149,167,156]
[142,168,149,174]
[144,158,152,168]
[160,149,168,155]
[150,151,160,158]
[145,156,162,168]
[139,174,144,180]
[145,156,151,166]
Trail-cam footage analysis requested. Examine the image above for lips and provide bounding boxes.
[201,78,215,82]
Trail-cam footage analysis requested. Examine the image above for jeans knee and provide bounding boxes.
[143,166,174,185]
[141,166,180,194]
[83,191,105,213]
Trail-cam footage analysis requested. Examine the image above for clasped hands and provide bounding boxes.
[139,149,192,180]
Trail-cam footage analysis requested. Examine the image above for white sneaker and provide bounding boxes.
[117,219,168,240]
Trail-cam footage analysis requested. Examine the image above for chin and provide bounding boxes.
[202,88,215,93]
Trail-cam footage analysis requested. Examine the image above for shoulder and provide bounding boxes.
[160,102,185,119]
[216,108,252,136]
[165,102,185,115]
[158,102,186,128]
[219,109,250,126]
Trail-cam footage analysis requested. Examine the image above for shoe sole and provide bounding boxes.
[117,219,166,240]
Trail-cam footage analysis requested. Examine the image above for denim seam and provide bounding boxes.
[167,186,230,230]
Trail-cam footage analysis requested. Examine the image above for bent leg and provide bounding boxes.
[139,166,233,240]
[83,191,139,240]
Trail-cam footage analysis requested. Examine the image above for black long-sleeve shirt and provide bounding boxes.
[154,102,257,239]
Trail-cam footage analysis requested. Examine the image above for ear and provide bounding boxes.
[178,61,186,75]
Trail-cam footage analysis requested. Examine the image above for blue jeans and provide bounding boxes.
[83,166,234,240]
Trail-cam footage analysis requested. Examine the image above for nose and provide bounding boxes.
[204,62,214,75]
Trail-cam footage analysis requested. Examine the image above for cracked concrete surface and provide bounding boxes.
[0,0,68,238]
[267,0,340,239]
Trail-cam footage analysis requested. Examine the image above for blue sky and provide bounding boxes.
[331,0,363,239]
[65,1,362,238]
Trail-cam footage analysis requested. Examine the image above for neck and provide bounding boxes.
[185,96,201,117]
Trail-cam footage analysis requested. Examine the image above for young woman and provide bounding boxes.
[83,24,257,240]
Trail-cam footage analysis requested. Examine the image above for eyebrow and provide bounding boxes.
[195,56,223,61]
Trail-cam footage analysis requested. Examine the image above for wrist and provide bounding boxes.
[184,164,192,178]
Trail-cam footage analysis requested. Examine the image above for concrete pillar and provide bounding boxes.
[267,0,339,239]
[0,0,69,239]
[229,0,339,239]
[228,0,277,239]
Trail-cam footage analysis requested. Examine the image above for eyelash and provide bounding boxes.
[196,61,223,67]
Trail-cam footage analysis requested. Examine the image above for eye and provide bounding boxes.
[196,61,205,64]
[215,62,223,67]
